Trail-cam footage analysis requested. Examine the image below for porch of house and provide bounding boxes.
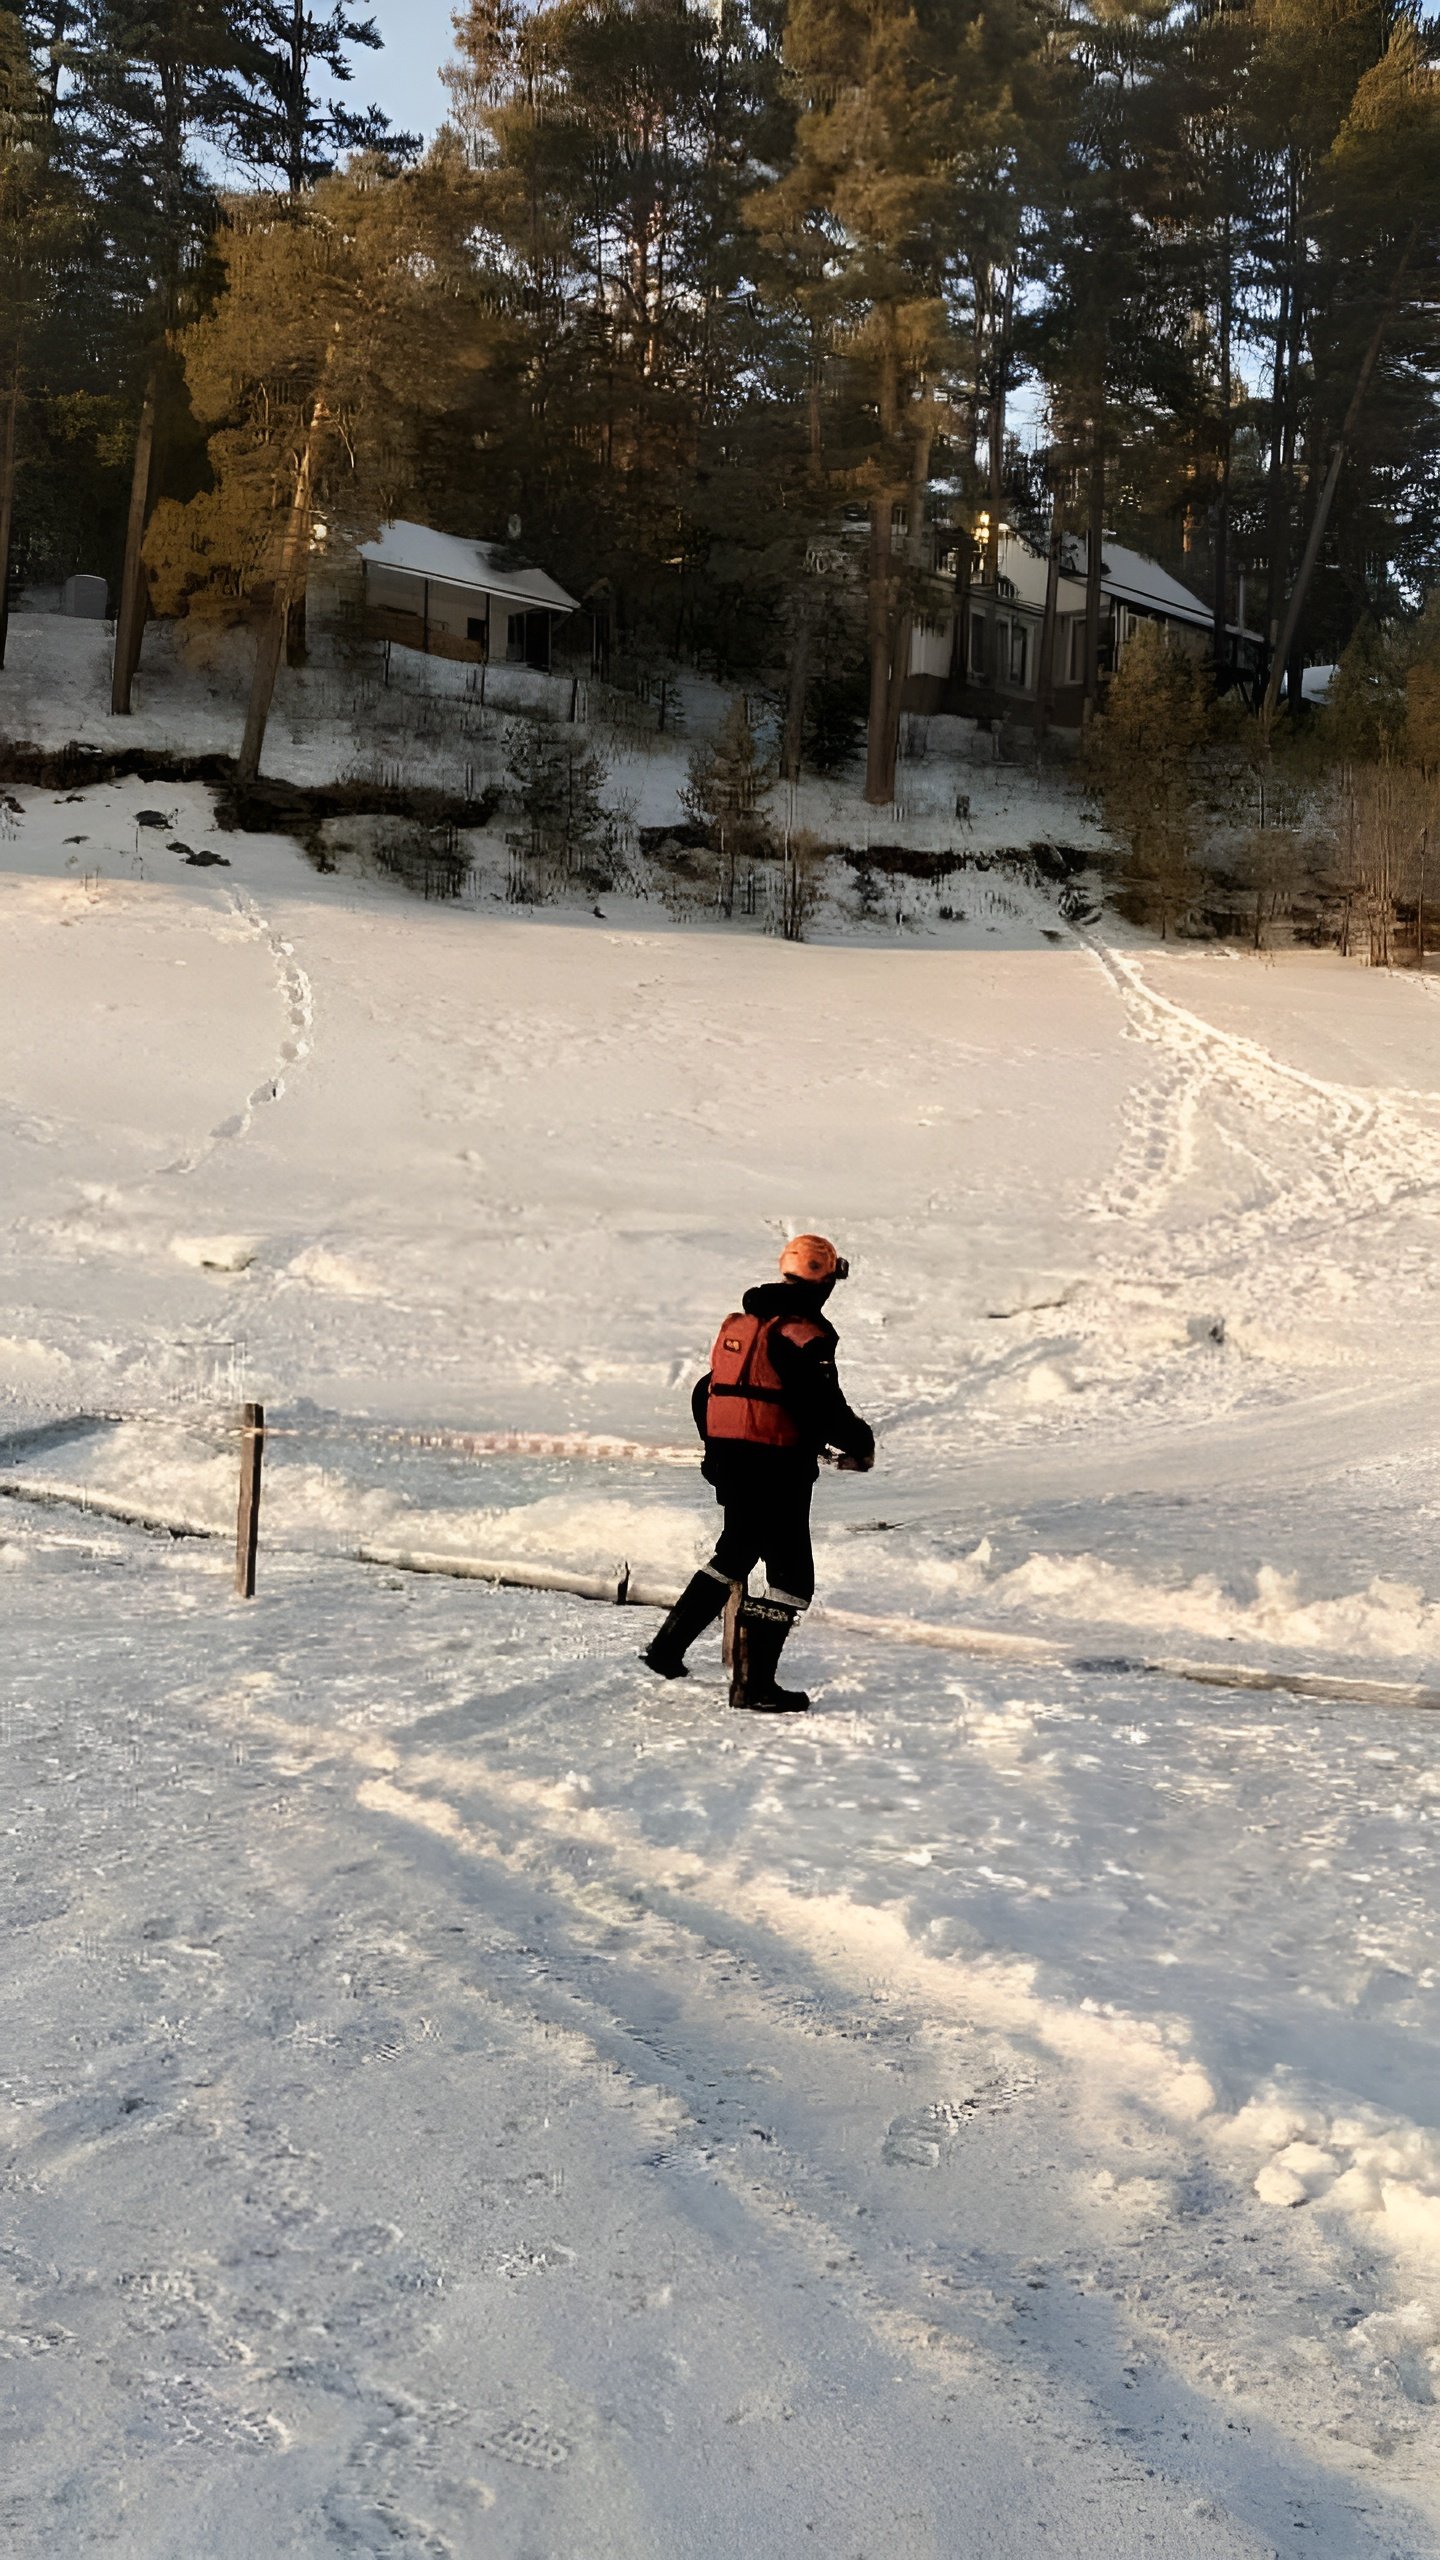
[903,593,1099,727]
[356,528,581,679]
[905,591,1262,728]
[361,578,561,673]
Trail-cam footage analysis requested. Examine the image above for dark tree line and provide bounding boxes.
[2,0,1438,797]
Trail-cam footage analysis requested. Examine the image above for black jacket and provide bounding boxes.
[691,1280,874,1473]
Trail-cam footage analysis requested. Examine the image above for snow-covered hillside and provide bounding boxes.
[4,723,1440,2555]
[0,604,1108,862]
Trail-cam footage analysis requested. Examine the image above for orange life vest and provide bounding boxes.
[704,1310,827,1449]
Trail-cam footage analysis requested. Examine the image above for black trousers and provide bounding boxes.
[704,1457,816,1609]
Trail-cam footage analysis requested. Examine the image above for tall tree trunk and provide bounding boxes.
[285,579,308,665]
[1212,208,1233,678]
[801,285,824,455]
[1083,387,1105,711]
[0,353,21,672]
[881,419,933,777]
[950,320,983,691]
[1261,237,1416,727]
[1033,465,1066,741]
[884,597,914,789]
[865,493,894,804]
[950,531,972,691]
[288,0,306,192]
[780,590,811,785]
[865,325,902,806]
[111,370,157,716]
[984,265,1013,594]
[238,391,329,783]
[1263,176,1300,678]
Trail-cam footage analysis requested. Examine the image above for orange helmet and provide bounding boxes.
[779,1233,849,1283]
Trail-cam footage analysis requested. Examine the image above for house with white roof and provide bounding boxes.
[358,522,580,672]
[906,524,1263,724]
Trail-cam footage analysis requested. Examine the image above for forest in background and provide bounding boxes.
[1,0,1439,872]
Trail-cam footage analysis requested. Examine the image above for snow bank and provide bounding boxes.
[867,1536,1440,1667]
[20,1415,1440,1678]
[1220,2079,1440,2277]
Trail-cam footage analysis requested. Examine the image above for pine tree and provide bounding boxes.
[1030,9,1198,716]
[1084,622,1211,937]
[1320,614,1412,763]
[751,0,1042,803]
[444,0,787,660]
[1237,0,1396,705]
[1405,626,1440,778]
[0,6,68,658]
[1259,16,1440,717]
[682,692,773,908]
[225,0,419,193]
[147,160,482,778]
[0,6,150,626]
[79,0,255,709]
[505,717,610,885]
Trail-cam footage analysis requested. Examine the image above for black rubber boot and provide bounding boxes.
[642,1571,729,1678]
[730,1598,809,1713]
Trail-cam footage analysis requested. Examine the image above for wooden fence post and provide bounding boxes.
[235,1401,265,1598]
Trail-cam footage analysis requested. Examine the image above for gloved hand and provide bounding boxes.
[833,1437,875,1473]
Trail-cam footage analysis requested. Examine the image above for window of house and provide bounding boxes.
[1010,623,1028,687]
[969,611,987,676]
[507,612,527,662]
[466,614,487,648]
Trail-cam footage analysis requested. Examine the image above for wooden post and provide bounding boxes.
[722,1576,745,1668]
[235,1401,265,1598]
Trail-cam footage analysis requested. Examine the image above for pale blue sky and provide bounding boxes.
[365,0,458,150]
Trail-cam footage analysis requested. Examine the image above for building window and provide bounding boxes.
[1009,623,1029,688]
[466,614,487,648]
[507,612,527,662]
[969,611,987,677]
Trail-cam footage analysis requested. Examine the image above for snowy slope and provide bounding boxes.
[0,606,1107,859]
[4,741,1440,2555]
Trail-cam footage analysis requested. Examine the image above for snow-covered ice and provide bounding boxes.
[5,641,1440,2553]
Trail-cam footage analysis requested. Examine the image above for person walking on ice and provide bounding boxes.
[643,1235,875,1712]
